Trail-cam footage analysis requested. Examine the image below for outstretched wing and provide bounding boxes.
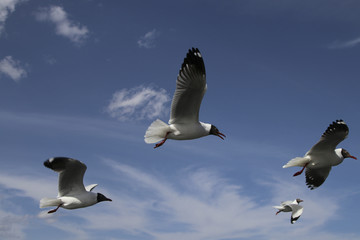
[169,48,207,124]
[309,120,349,153]
[44,157,87,197]
[305,167,332,190]
[289,204,303,224]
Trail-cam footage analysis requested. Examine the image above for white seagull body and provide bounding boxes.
[273,198,304,224]
[40,157,111,213]
[283,120,357,189]
[144,48,225,148]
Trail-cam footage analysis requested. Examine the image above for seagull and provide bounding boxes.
[40,157,112,214]
[144,48,225,148]
[283,120,357,190]
[273,198,304,224]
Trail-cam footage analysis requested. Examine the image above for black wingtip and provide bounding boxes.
[43,159,52,168]
[291,216,301,224]
[187,47,202,59]
[43,157,71,170]
[189,47,200,53]
[307,184,316,190]
[181,47,205,74]
[322,119,349,137]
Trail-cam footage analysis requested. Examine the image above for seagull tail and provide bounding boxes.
[144,119,171,143]
[283,157,310,168]
[40,198,62,208]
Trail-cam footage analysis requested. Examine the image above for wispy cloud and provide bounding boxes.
[137,29,160,48]
[0,111,144,142]
[0,160,358,240]
[0,209,27,240]
[106,85,170,121]
[89,160,357,240]
[0,173,50,240]
[43,55,57,65]
[35,5,89,44]
[328,36,360,49]
[0,0,24,37]
[0,56,27,82]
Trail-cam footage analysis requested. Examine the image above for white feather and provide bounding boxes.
[144,119,171,143]
[283,157,310,168]
[85,184,98,192]
[39,198,62,208]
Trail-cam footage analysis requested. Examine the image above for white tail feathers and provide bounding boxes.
[144,119,170,143]
[283,157,310,168]
[40,198,62,208]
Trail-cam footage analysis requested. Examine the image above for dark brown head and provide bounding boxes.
[341,149,357,160]
[296,198,304,204]
[97,193,112,203]
[209,125,226,140]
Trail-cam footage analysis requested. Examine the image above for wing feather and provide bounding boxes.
[44,157,87,197]
[309,120,349,153]
[305,167,332,190]
[289,204,303,224]
[169,48,207,124]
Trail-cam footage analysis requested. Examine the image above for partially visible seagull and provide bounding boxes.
[283,120,357,189]
[144,48,225,148]
[40,157,112,213]
[273,198,304,224]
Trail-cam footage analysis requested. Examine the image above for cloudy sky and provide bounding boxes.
[1,0,360,239]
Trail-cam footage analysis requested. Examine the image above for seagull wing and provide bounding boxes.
[289,204,303,224]
[280,200,293,206]
[169,48,207,124]
[309,120,349,153]
[44,157,87,197]
[85,184,98,192]
[305,167,332,190]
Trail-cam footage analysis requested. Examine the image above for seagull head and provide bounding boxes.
[209,125,226,140]
[296,198,304,204]
[341,149,357,160]
[97,193,112,203]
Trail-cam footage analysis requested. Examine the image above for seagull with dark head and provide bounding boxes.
[283,120,357,190]
[273,198,304,224]
[144,48,225,148]
[40,157,112,213]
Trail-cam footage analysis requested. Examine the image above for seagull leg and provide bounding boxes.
[293,163,309,177]
[276,210,281,215]
[154,132,169,149]
[48,204,62,214]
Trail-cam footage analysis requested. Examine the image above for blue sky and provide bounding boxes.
[1,0,360,239]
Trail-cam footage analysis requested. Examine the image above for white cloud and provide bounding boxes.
[89,160,354,240]
[137,29,159,48]
[106,85,170,121]
[0,56,27,82]
[0,209,27,240]
[35,5,89,44]
[0,160,358,240]
[0,111,146,144]
[0,0,24,36]
[328,36,360,49]
[43,55,57,65]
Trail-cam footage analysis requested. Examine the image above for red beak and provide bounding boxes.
[350,155,357,160]
[217,132,226,140]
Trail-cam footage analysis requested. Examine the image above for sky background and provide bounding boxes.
[1,0,360,239]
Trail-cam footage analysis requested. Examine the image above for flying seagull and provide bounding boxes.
[144,48,225,148]
[273,198,304,224]
[40,157,112,213]
[283,120,357,189]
